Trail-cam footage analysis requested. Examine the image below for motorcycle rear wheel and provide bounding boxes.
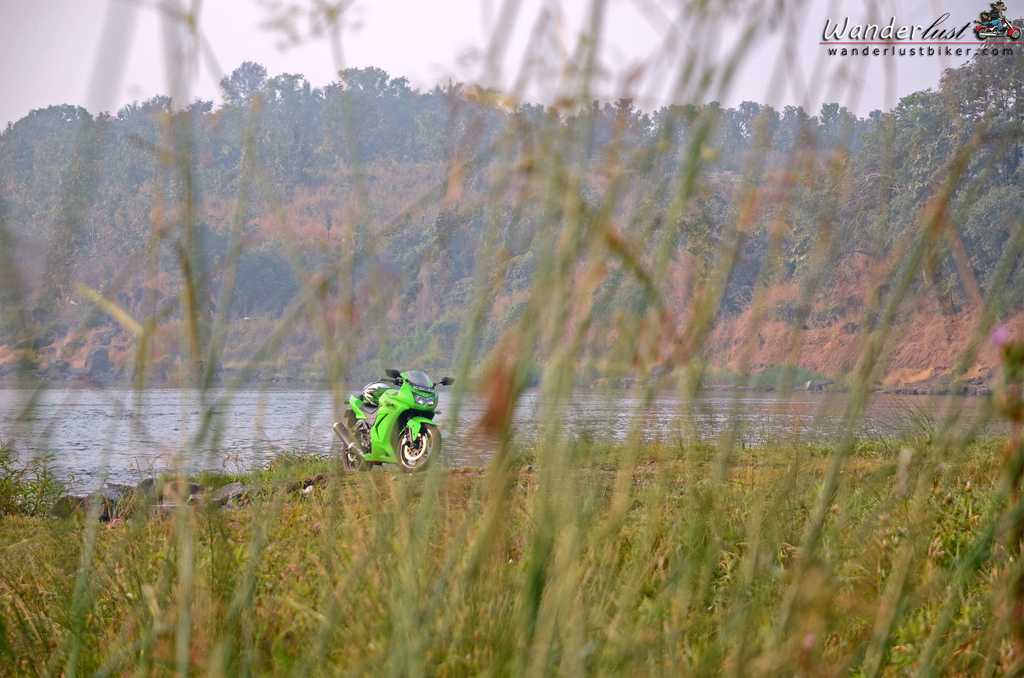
[398,424,440,473]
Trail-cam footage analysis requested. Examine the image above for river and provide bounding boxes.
[0,387,998,490]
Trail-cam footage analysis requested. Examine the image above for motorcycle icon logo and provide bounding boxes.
[975,1,1023,40]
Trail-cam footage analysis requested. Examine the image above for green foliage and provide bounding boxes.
[711,364,833,390]
[748,364,832,390]
[0,52,1020,380]
[964,184,1024,304]
[233,248,300,316]
[0,441,66,517]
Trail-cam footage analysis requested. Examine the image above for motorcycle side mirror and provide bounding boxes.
[439,377,454,386]
[385,368,401,379]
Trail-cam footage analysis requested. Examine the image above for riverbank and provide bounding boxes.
[0,374,997,397]
[0,359,996,396]
[5,388,1003,493]
[0,437,1016,674]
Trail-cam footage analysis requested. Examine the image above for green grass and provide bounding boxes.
[0,437,1016,675]
[707,365,838,391]
[0,440,65,518]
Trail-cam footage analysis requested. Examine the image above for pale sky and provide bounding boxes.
[0,0,987,127]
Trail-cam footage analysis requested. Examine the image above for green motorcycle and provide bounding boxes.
[333,369,454,472]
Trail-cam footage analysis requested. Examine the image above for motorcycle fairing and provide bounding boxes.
[366,389,402,463]
[405,415,435,441]
[349,394,374,421]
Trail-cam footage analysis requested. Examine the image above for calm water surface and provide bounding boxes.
[0,387,996,490]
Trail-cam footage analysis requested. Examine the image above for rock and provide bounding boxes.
[51,483,133,521]
[209,482,253,506]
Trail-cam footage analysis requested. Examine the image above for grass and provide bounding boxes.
[0,1,1022,675]
[0,436,1016,674]
[708,365,839,392]
[0,441,65,518]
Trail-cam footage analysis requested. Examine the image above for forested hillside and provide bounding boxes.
[0,52,1021,388]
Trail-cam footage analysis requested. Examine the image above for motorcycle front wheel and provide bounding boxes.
[398,424,440,473]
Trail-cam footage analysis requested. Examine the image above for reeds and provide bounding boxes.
[1,0,1023,674]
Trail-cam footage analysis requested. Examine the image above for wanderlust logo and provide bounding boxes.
[821,2,1021,57]
[822,12,972,42]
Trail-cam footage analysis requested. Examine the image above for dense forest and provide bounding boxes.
[0,51,1021,387]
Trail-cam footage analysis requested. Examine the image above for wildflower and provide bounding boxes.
[802,632,816,651]
[992,323,1012,348]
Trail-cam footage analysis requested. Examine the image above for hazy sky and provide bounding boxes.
[0,0,986,126]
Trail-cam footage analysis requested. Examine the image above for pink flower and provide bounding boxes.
[802,632,816,651]
[992,324,1012,348]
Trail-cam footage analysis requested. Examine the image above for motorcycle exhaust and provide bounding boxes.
[332,421,356,451]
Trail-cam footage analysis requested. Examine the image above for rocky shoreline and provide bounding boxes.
[49,472,329,522]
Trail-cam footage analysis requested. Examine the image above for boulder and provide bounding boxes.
[209,481,253,506]
[51,483,134,521]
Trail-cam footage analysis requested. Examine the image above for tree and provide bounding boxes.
[220,62,268,107]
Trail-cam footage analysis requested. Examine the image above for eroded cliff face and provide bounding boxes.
[705,252,1020,390]
[0,248,1018,390]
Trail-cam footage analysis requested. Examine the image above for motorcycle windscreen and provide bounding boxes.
[405,370,434,388]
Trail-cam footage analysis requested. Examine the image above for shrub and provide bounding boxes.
[0,440,66,517]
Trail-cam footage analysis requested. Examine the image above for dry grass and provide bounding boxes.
[1,0,1023,675]
[0,439,1016,675]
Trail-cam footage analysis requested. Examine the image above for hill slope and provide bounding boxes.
[0,54,1022,389]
